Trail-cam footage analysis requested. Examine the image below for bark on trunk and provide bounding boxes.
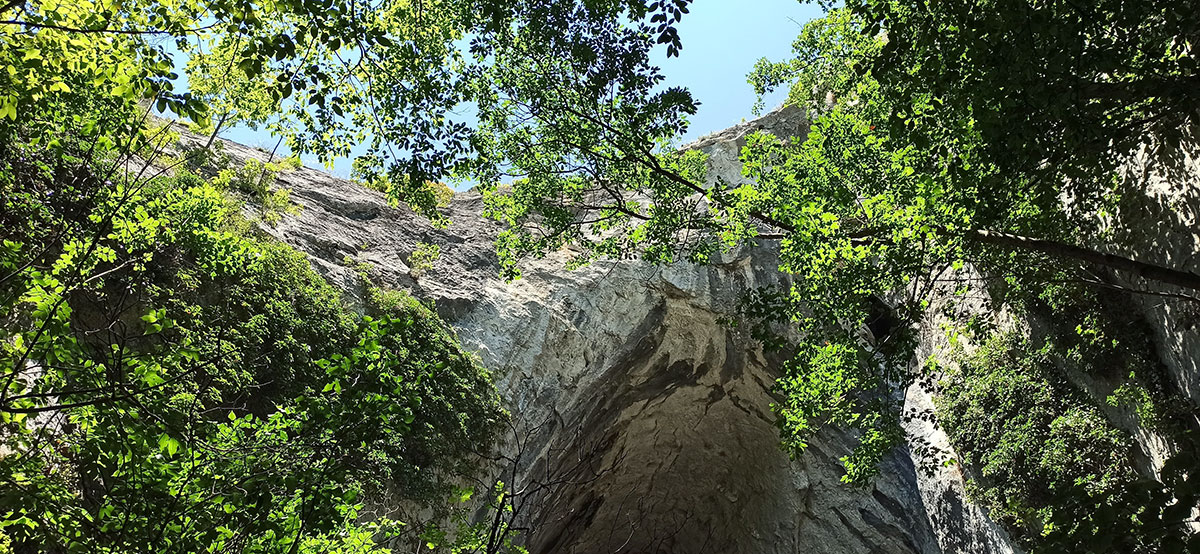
[964,228,1200,292]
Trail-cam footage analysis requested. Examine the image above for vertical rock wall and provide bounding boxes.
[227,108,1029,553]
[1112,129,1200,412]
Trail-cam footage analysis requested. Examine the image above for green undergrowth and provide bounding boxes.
[176,139,304,226]
[0,115,505,552]
[934,280,1200,553]
[937,332,1136,542]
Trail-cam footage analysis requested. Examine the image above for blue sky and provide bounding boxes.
[658,0,820,143]
[218,0,820,177]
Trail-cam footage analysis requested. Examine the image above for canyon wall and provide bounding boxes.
[195,106,1035,553]
[246,107,1200,552]
[174,104,1200,552]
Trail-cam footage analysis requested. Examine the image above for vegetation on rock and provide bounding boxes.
[1,0,693,549]
[3,0,1199,550]
[0,88,504,551]
[468,1,1200,550]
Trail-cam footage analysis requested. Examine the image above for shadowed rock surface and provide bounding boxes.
[202,108,1026,553]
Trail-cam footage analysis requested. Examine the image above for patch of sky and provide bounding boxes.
[159,1,817,185]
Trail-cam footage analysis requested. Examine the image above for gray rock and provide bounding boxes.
[1111,128,1200,415]
[209,108,1022,553]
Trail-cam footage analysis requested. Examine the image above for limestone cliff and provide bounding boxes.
[176,107,1031,554]
[180,108,1200,553]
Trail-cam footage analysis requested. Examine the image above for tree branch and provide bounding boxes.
[960,227,1200,293]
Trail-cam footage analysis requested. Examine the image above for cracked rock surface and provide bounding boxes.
[206,107,1020,553]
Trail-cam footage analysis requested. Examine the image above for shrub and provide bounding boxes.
[1,136,503,552]
[937,333,1135,545]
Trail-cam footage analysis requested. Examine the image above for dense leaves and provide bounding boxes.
[744,4,1200,548]
[4,0,1200,550]
[2,0,698,220]
[937,333,1136,545]
[0,89,504,552]
[932,281,1200,553]
[844,0,1200,199]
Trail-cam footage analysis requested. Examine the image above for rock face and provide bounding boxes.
[213,108,1026,553]
[1112,130,1200,413]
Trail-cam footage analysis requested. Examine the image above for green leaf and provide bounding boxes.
[158,434,181,457]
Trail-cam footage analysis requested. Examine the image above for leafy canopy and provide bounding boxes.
[474,3,1200,534]
[0,81,504,552]
[2,0,699,221]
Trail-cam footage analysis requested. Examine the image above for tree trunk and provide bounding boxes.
[202,112,229,150]
[963,228,1200,292]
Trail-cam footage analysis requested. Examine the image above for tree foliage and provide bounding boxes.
[1,0,699,549]
[929,280,1200,553]
[4,0,1200,550]
[460,1,1200,548]
[2,0,700,218]
[842,0,1200,194]
[0,84,504,551]
[937,333,1136,546]
[745,3,1200,549]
